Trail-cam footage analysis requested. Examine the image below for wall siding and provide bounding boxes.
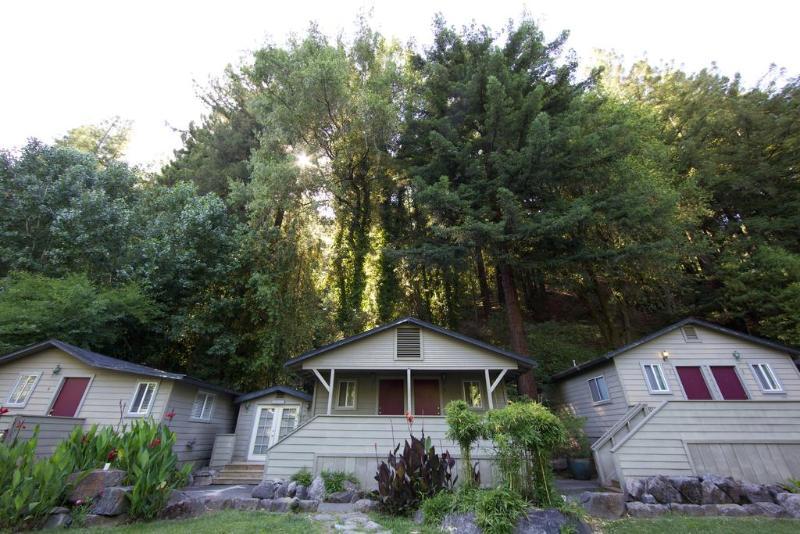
[2,415,85,457]
[231,393,310,462]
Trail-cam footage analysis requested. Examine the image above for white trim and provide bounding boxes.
[406,369,412,413]
[190,390,216,422]
[750,363,784,393]
[5,372,42,408]
[393,326,424,361]
[641,363,671,394]
[587,375,611,403]
[335,379,357,410]
[463,379,484,409]
[247,404,299,461]
[128,381,159,416]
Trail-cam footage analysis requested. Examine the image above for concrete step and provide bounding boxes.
[213,477,262,485]
[220,463,264,471]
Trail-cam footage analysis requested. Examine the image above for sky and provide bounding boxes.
[1,0,798,169]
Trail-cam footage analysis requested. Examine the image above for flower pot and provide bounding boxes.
[568,457,592,480]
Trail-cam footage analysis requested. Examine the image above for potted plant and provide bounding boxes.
[557,409,593,480]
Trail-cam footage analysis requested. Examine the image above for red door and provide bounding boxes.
[711,366,749,400]
[50,378,90,416]
[413,379,441,415]
[676,367,713,400]
[378,379,405,415]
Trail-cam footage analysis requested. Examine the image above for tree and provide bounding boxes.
[56,116,132,166]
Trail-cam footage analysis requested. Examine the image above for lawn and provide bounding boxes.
[603,515,800,534]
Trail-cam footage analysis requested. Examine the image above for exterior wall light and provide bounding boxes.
[733,351,742,360]
[52,364,62,375]
[660,351,670,361]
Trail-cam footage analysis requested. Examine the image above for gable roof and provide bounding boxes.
[235,385,312,404]
[0,339,239,396]
[551,317,800,381]
[284,316,536,369]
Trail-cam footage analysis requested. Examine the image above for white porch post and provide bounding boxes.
[485,369,494,410]
[312,368,335,416]
[406,368,412,413]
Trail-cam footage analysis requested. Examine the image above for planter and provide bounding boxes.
[568,458,593,480]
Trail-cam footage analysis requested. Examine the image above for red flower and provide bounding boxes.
[81,434,90,445]
[165,410,176,422]
[148,438,162,448]
[14,420,26,430]
[404,411,415,425]
[107,448,118,462]
[0,407,9,416]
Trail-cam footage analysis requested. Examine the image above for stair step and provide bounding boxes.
[220,464,264,471]
[213,477,261,485]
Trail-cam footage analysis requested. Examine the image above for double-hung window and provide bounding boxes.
[643,363,670,393]
[751,363,782,393]
[587,376,610,403]
[7,374,40,407]
[337,380,357,409]
[129,382,158,415]
[191,391,216,421]
[463,381,483,408]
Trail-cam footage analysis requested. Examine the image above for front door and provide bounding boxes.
[249,406,299,461]
[676,366,713,400]
[50,377,90,417]
[413,379,441,415]
[711,366,749,400]
[378,379,405,415]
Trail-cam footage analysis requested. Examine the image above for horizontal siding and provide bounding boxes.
[162,382,236,465]
[613,400,800,483]
[614,327,800,405]
[554,362,629,440]
[303,328,517,370]
[311,371,507,416]
[231,393,310,462]
[3,415,85,457]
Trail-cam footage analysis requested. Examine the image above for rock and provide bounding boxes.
[741,482,773,503]
[295,484,308,500]
[353,499,379,513]
[669,476,703,504]
[66,469,127,504]
[625,502,669,517]
[669,503,708,516]
[442,512,480,534]
[579,491,625,519]
[231,497,260,510]
[252,482,276,499]
[716,503,749,516]
[743,502,786,517]
[308,476,325,501]
[275,482,289,499]
[90,486,130,516]
[82,513,128,527]
[701,478,732,504]
[413,509,425,524]
[191,468,216,486]
[168,490,190,505]
[646,476,683,504]
[624,478,646,501]
[640,494,657,504]
[326,489,357,503]
[296,499,320,512]
[271,497,300,512]
[312,513,335,521]
[514,508,591,534]
[287,481,298,497]
[43,512,72,529]
[159,497,206,520]
[258,499,273,510]
[702,474,743,503]
[775,493,800,518]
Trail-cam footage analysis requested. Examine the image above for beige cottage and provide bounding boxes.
[551,318,800,487]
[209,317,535,488]
[0,340,238,464]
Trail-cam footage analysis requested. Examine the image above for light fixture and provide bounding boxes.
[660,351,670,361]
[733,351,742,360]
[52,364,62,375]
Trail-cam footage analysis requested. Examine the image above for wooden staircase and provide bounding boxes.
[213,463,264,485]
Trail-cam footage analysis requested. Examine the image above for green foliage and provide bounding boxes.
[783,479,800,494]
[526,322,604,381]
[56,116,132,167]
[55,424,121,473]
[290,469,313,487]
[475,486,528,534]
[320,470,358,495]
[444,400,484,486]
[555,408,591,458]
[420,487,481,526]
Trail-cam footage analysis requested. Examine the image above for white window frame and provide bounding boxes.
[6,373,42,408]
[641,363,671,394]
[587,375,610,404]
[128,381,158,416]
[750,363,783,393]
[462,380,484,408]
[336,380,357,409]
[190,390,216,421]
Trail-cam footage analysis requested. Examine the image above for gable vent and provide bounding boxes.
[396,326,421,358]
[682,326,700,342]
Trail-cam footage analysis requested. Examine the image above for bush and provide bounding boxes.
[421,491,457,525]
[444,400,484,487]
[291,468,313,487]
[321,470,358,494]
[55,424,120,472]
[555,408,591,458]
[475,487,528,534]
[375,432,457,515]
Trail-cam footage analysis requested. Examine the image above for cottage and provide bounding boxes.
[0,339,238,464]
[551,318,800,486]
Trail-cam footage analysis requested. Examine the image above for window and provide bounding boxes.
[191,391,216,421]
[642,363,670,393]
[128,382,158,415]
[7,374,40,407]
[337,380,357,409]
[751,363,782,393]
[396,326,421,359]
[682,326,701,342]
[587,376,610,403]
[463,381,483,408]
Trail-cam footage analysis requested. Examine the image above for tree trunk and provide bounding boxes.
[499,263,538,399]
[474,248,493,319]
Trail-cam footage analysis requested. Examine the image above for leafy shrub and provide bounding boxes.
[475,486,528,534]
[291,468,314,487]
[421,491,457,525]
[555,408,591,458]
[55,424,119,472]
[783,478,800,493]
[375,432,457,515]
[321,470,358,494]
[445,400,484,486]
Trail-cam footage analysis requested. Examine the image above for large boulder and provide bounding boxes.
[353,498,379,514]
[646,476,683,504]
[741,482,773,503]
[775,493,800,518]
[159,496,206,520]
[325,489,358,503]
[624,478,646,501]
[668,503,707,516]
[43,511,72,529]
[90,486,131,516]
[287,481,297,497]
[714,504,749,517]
[625,502,669,517]
[579,492,625,519]
[252,482,275,500]
[296,500,320,512]
[640,494,657,504]
[271,497,300,512]
[514,508,591,534]
[82,514,128,528]
[67,469,127,504]
[743,502,786,517]
[230,498,260,511]
[308,477,325,501]
[700,478,733,504]
[702,474,743,503]
[274,482,289,499]
[295,484,308,500]
[669,477,703,504]
[442,512,480,534]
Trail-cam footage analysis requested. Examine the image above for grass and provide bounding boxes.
[604,516,800,534]
[368,512,442,534]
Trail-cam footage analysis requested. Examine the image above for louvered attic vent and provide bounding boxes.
[397,326,421,358]
[682,326,700,342]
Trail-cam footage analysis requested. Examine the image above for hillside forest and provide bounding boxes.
[1,17,798,396]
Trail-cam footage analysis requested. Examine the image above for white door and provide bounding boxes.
[248,405,300,461]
